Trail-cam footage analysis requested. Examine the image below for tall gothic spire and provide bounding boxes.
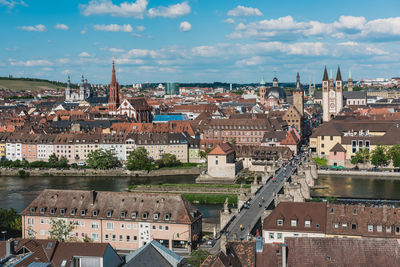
[111,56,116,85]
[108,56,120,114]
[336,65,342,81]
[323,66,328,81]
[296,72,301,90]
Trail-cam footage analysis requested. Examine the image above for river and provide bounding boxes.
[0,175,221,223]
[312,174,400,199]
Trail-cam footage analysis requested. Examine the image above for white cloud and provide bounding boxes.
[55,24,69,30]
[79,52,92,57]
[137,25,146,32]
[179,21,191,32]
[62,69,71,75]
[227,5,262,17]
[338,41,358,46]
[80,0,148,18]
[236,56,264,66]
[364,17,400,36]
[127,49,151,57]
[9,59,53,67]
[366,46,388,55]
[224,18,235,24]
[80,27,88,34]
[93,24,134,32]
[109,48,125,53]
[18,24,46,32]
[116,58,144,65]
[0,0,27,9]
[148,1,190,18]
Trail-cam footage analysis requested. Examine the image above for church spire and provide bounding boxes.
[336,65,342,81]
[296,72,301,90]
[108,56,120,114]
[322,66,328,81]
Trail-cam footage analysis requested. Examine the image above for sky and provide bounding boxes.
[1,0,400,84]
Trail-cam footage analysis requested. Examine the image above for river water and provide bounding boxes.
[0,174,221,223]
[312,174,400,199]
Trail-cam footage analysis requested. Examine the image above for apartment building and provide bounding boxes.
[21,189,202,252]
[263,201,400,244]
[37,134,56,160]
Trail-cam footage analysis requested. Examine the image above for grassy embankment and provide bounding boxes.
[0,78,65,91]
[313,157,328,167]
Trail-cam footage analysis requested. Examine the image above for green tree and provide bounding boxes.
[351,148,370,166]
[187,249,210,267]
[56,156,69,168]
[0,208,22,231]
[86,149,119,169]
[155,153,182,168]
[48,153,58,168]
[48,219,76,242]
[229,138,237,145]
[199,148,212,160]
[388,144,400,168]
[371,145,389,167]
[126,147,152,171]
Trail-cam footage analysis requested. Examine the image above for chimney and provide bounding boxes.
[90,191,97,205]
[6,240,14,257]
[282,243,287,267]
[383,205,388,222]
[256,236,263,253]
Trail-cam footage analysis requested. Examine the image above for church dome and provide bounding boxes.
[266,87,286,100]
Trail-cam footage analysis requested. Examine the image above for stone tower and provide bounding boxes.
[65,76,71,101]
[108,57,120,114]
[347,69,353,92]
[322,66,343,122]
[293,72,304,117]
[259,77,266,105]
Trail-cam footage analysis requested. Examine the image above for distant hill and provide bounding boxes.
[0,77,67,91]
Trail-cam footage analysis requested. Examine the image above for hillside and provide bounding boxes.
[0,77,66,91]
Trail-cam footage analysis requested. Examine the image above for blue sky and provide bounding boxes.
[1,0,400,84]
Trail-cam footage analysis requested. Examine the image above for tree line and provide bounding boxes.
[351,144,400,168]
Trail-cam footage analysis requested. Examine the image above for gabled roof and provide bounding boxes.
[125,240,184,267]
[208,143,234,155]
[330,143,346,152]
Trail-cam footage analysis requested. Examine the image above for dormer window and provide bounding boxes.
[277,219,283,226]
[30,207,36,213]
[305,220,311,227]
[106,210,113,217]
[120,211,126,218]
[153,213,159,220]
[165,213,171,220]
[131,212,137,219]
[70,209,76,215]
[81,210,86,216]
[353,208,357,215]
[40,208,46,214]
[50,208,56,215]
[142,212,148,219]
[291,219,297,227]
[60,209,66,215]
[92,210,98,217]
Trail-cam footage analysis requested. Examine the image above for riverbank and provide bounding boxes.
[318,169,400,178]
[0,166,204,177]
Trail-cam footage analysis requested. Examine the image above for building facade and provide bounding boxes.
[322,66,343,122]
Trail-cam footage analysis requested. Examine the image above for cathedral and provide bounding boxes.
[322,66,343,122]
[65,75,92,103]
[259,75,287,109]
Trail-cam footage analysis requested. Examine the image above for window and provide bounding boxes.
[40,230,45,236]
[316,224,320,229]
[353,208,357,215]
[91,233,99,241]
[342,223,348,229]
[91,222,99,229]
[60,209,65,215]
[333,223,339,229]
[105,234,109,241]
[142,212,148,219]
[351,223,357,230]
[80,221,84,227]
[165,214,171,220]
[70,209,76,216]
[133,236,138,242]
[321,143,325,148]
[92,210,98,216]
[277,233,282,239]
[106,210,113,217]
[120,223,125,229]
[40,219,44,224]
[396,226,400,234]
[40,208,45,214]
[215,160,218,165]
[27,218,34,225]
[106,222,114,230]
[152,225,156,230]
[269,233,274,239]
[81,210,86,216]
[330,136,333,141]
[321,136,324,140]
[159,225,163,231]
[330,208,334,214]
[359,140,363,148]
[126,235,130,242]
[277,219,283,226]
[386,226,392,233]
[367,225,373,232]
[112,234,116,241]
[153,213,159,220]
[377,225,382,232]
[50,208,55,215]
[305,220,311,227]
[165,226,169,231]
[291,220,297,227]
[120,211,126,218]
[119,235,123,242]
[131,212,137,219]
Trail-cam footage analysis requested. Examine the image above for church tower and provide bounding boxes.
[293,72,304,117]
[65,76,71,102]
[347,69,353,92]
[322,66,329,122]
[335,66,343,116]
[322,66,344,122]
[259,77,266,105]
[108,57,120,114]
[79,75,85,101]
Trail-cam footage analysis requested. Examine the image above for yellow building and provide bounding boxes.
[0,133,10,160]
